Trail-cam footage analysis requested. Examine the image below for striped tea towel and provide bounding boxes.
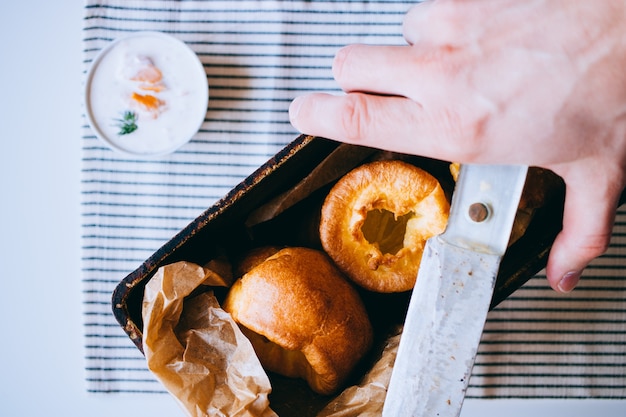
[82,0,626,399]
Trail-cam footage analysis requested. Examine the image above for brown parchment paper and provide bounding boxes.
[142,261,278,417]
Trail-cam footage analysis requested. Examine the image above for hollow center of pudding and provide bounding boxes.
[361,209,413,255]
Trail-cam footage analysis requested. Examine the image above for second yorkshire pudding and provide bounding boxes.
[223,247,373,395]
[319,160,450,293]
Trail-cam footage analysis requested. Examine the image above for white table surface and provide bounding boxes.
[0,1,624,416]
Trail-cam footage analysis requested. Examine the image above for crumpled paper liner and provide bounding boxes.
[142,261,278,417]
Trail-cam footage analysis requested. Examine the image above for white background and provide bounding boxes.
[0,1,624,416]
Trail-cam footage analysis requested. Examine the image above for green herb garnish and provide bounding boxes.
[115,111,138,135]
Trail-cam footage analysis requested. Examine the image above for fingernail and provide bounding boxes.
[289,96,304,123]
[558,270,582,293]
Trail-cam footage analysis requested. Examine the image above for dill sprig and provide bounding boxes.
[114,111,138,135]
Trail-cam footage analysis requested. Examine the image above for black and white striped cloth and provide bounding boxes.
[82,0,626,399]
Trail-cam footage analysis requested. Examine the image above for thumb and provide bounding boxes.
[545,169,622,293]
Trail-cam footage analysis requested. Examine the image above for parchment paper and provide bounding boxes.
[142,261,278,417]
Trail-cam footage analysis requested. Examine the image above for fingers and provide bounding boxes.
[402,0,511,46]
[331,42,468,105]
[331,44,420,97]
[291,42,489,160]
[289,92,426,154]
[545,167,623,292]
[289,91,485,160]
[403,0,473,46]
[402,1,433,45]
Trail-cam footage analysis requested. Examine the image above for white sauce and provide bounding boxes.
[86,32,208,156]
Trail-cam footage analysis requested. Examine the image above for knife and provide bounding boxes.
[382,163,529,417]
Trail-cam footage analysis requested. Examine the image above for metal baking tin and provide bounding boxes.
[112,134,566,415]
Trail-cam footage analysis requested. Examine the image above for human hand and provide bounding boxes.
[289,0,626,293]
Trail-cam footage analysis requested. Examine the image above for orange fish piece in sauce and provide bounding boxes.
[139,83,165,93]
[130,59,165,92]
[131,92,165,117]
[125,57,168,118]
[131,63,162,83]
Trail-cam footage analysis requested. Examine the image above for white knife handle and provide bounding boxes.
[443,164,528,255]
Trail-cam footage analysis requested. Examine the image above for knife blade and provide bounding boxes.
[382,163,528,417]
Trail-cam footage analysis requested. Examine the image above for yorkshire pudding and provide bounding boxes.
[222,247,373,395]
[319,160,449,293]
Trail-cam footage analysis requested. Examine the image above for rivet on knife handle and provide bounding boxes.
[382,164,528,417]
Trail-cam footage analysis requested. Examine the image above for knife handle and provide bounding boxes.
[443,164,529,256]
